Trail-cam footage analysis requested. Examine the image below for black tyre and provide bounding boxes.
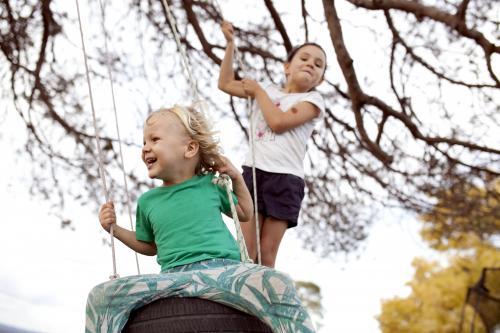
[122,297,273,333]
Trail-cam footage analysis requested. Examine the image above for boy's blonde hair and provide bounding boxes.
[147,105,222,174]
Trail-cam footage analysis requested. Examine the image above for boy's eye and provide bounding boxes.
[152,137,160,142]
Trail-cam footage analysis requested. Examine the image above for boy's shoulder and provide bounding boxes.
[138,174,215,200]
[137,186,160,207]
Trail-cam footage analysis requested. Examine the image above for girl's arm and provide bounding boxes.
[217,156,253,222]
[218,21,247,98]
[243,79,320,134]
[99,202,157,256]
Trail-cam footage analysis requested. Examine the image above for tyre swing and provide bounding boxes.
[77,1,313,332]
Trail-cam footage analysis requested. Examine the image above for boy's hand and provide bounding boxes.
[221,20,234,43]
[241,78,262,98]
[216,155,240,181]
[99,201,116,233]
[217,156,253,223]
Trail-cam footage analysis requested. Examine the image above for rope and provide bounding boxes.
[160,0,202,108]
[97,0,140,275]
[160,0,213,125]
[214,0,262,265]
[75,0,118,279]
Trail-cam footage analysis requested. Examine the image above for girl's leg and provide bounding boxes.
[259,217,288,268]
[240,213,264,262]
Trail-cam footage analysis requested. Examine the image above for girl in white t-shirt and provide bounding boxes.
[218,21,326,268]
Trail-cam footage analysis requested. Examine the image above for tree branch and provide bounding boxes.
[264,0,293,52]
[323,0,393,164]
[346,0,499,85]
[182,0,221,65]
[384,11,496,89]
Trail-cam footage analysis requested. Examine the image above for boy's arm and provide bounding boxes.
[112,224,157,256]
[99,202,157,256]
[231,173,253,222]
[218,22,247,98]
[216,157,253,222]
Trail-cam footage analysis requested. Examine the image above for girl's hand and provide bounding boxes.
[99,201,116,233]
[216,155,240,181]
[241,79,262,98]
[221,21,234,43]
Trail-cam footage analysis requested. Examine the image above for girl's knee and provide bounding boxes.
[260,248,277,268]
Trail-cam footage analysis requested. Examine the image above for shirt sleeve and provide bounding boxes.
[135,198,154,242]
[303,91,325,120]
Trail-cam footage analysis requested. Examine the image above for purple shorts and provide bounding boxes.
[242,166,305,228]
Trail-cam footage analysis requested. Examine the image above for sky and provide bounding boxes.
[0,1,451,332]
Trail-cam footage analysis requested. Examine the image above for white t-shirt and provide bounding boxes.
[243,84,325,179]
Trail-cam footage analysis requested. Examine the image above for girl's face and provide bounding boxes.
[141,113,191,183]
[284,45,326,92]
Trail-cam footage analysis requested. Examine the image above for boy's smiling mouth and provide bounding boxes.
[145,157,157,169]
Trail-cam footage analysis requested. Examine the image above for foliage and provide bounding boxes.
[378,180,500,332]
[378,237,500,333]
[295,280,324,330]
[420,179,500,250]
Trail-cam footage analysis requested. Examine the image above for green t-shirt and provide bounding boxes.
[135,174,240,271]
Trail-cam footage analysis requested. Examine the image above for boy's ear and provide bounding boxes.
[185,140,199,159]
